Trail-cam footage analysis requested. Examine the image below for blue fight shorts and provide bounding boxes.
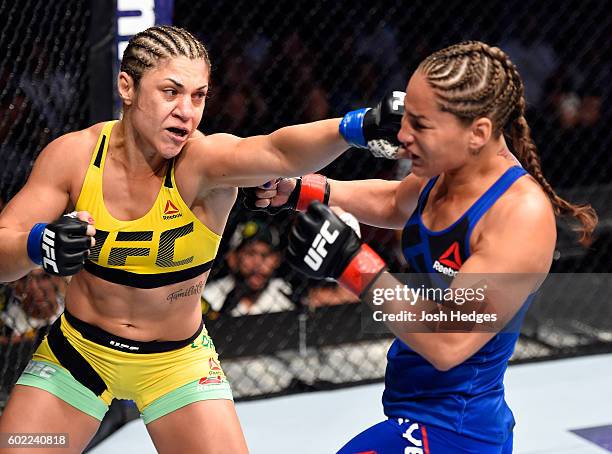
[336,418,513,454]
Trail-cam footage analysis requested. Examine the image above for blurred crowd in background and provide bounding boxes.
[1,0,611,408]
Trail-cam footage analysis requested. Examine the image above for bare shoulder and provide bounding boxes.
[37,123,102,169]
[175,131,222,189]
[194,131,242,148]
[178,131,244,186]
[474,173,556,262]
[173,132,238,230]
[0,123,106,228]
[182,131,240,160]
[491,174,555,225]
[32,123,103,196]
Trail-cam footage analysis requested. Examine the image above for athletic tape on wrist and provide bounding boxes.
[297,174,329,211]
[338,244,386,297]
[27,223,48,265]
[339,108,371,148]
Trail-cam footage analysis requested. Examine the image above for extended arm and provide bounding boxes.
[200,92,405,188]
[200,119,346,188]
[327,176,422,228]
[243,173,424,229]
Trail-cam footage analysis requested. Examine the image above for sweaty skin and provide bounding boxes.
[0,56,348,342]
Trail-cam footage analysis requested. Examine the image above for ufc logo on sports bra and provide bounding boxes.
[90,222,194,268]
[304,220,339,271]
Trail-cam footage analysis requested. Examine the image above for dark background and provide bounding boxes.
[1,0,611,409]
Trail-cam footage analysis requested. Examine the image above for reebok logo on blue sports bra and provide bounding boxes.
[432,241,463,277]
[390,166,531,444]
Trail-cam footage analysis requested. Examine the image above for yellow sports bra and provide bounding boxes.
[75,121,221,288]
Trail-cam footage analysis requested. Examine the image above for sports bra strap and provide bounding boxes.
[467,166,527,226]
[163,157,175,189]
[417,176,439,212]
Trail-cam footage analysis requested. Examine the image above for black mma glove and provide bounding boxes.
[286,201,386,297]
[27,213,91,276]
[339,90,405,159]
[242,174,330,214]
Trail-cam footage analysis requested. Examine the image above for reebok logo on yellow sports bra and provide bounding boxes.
[163,200,182,220]
[75,121,221,288]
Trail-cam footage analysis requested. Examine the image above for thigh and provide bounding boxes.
[337,419,426,454]
[146,399,248,454]
[0,385,101,454]
[338,418,512,454]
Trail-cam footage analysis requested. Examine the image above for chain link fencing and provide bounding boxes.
[174,0,612,399]
[0,0,611,413]
[0,0,91,408]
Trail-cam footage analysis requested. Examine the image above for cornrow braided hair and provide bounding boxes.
[418,41,597,246]
[120,25,210,86]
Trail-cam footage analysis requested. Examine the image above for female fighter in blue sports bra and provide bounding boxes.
[251,41,597,453]
[0,25,402,453]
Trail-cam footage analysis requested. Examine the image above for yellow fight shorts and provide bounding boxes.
[17,310,232,424]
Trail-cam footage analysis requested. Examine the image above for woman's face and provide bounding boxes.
[126,56,210,159]
[397,71,473,177]
[231,241,280,292]
[16,271,59,319]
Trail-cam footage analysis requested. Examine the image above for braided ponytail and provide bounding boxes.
[420,41,598,246]
[510,100,597,246]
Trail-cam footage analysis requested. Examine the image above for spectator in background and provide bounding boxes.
[16,43,79,137]
[534,67,582,188]
[501,16,557,107]
[260,30,317,125]
[537,73,609,189]
[295,62,331,122]
[202,53,268,136]
[0,269,64,344]
[0,69,46,200]
[353,12,405,94]
[0,270,66,418]
[202,221,294,317]
[575,91,611,185]
[205,86,268,136]
[579,92,602,129]
[332,56,384,114]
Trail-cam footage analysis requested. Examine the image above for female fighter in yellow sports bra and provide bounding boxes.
[0,25,402,452]
[77,120,221,288]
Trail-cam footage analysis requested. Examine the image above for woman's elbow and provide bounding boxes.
[422,346,466,372]
[429,357,460,372]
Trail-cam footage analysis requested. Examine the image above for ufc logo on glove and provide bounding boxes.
[304,220,339,271]
[391,90,404,112]
[41,229,59,273]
